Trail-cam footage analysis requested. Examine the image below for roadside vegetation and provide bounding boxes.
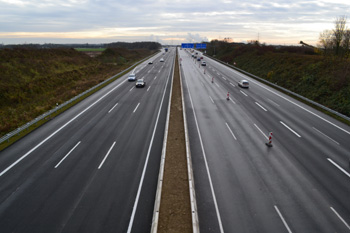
[0,46,159,139]
[205,16,350,120]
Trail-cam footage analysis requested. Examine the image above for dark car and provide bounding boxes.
[136,78,146,88]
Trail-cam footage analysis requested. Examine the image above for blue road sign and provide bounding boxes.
[181,43,194,48]
[196,43,207,49]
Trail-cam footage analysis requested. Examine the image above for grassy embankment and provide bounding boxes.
[0,47,157,149]
[206,43,350,124]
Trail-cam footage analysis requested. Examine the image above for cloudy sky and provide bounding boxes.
[1,0,350,45]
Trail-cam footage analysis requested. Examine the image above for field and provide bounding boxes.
[0,47,157,142]
[74,48,106,52]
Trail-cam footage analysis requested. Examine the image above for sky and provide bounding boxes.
[1,0,350,46]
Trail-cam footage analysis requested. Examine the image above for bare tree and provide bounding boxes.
[333,15,347,55]
[318,30,334,55]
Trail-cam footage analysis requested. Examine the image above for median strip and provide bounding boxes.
[155,49,194,232]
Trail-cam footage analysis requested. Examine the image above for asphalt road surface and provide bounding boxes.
[0,49,175,233]
[179,48,350,233]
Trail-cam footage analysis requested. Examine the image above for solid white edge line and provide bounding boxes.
[133,103,140,113]
[330,207,350,230]
[327,158,350,178]
[108,102,119,113]
[312,127,340,145]
[255,102,268,111]
[280,121,301,138]
[225,123,237,140]
[0,78,128,177]
[150,51,174,233]
[98,141,116,169]
[254,123,269,140]
[128,52,173,233]
[184,61,225,233]
[274,205,293,233]
[54,141,81,168]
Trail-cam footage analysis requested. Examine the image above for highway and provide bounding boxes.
[0,49,175,232]
[179,48,350,232]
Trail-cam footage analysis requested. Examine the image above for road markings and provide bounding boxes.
[247,79,350,135]
[184,72,224,233]
[274,205,293,233]
[133,103,140,113]
[215,82,220,88]
[255,102,268,111]
[147,86,151,92]
[327,158,350,178]
[127,63,172,233]
[230,82,235,87]
[108,102,119,113]
[129,86,135,92]
[280,121,301,138]
[330,207,350,230]
[209,96,214,104]
[55,141,81,168]
[254,123,269,140]
[98,141,116,169]
[230,98,236,104]
[240,90,248,96]
[225,123,237,140]
[154,76,157,80]
[312,127,339,145]
[222,76,227,80]
[0,78,128,177]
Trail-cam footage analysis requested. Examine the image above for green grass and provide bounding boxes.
[74,48,106,52]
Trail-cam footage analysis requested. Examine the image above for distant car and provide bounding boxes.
[197,58,201,61]
[200,57,203,59]
[201,61,206,66]
[148,61,153,64]
[238,80,249,88]
[160,58,164,62]
[136,78,146,88]
[128,74,136,81]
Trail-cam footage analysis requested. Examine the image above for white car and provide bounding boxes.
[201,61,206,66]
[238,80,249,88]
[148,61,153,64]
[128,74,136,81]
[160,58,164,62]
[135,78,146,88]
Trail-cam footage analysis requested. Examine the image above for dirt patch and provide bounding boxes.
[157,50,192,232]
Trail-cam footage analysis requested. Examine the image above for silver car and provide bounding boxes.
[238,80,249,88]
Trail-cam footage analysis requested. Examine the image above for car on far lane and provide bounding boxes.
[238,80,249,88]
[148,61,153,64]
[135,78,146,88]
[201,61,206,66]
[160,58,164,62]
[128,73,136,81]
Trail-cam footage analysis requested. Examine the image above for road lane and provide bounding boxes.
[0,49,175,232]
[180,48,350,232]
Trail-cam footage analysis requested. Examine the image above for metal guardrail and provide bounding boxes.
[206,54,350,122]
[0,53,157,145]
